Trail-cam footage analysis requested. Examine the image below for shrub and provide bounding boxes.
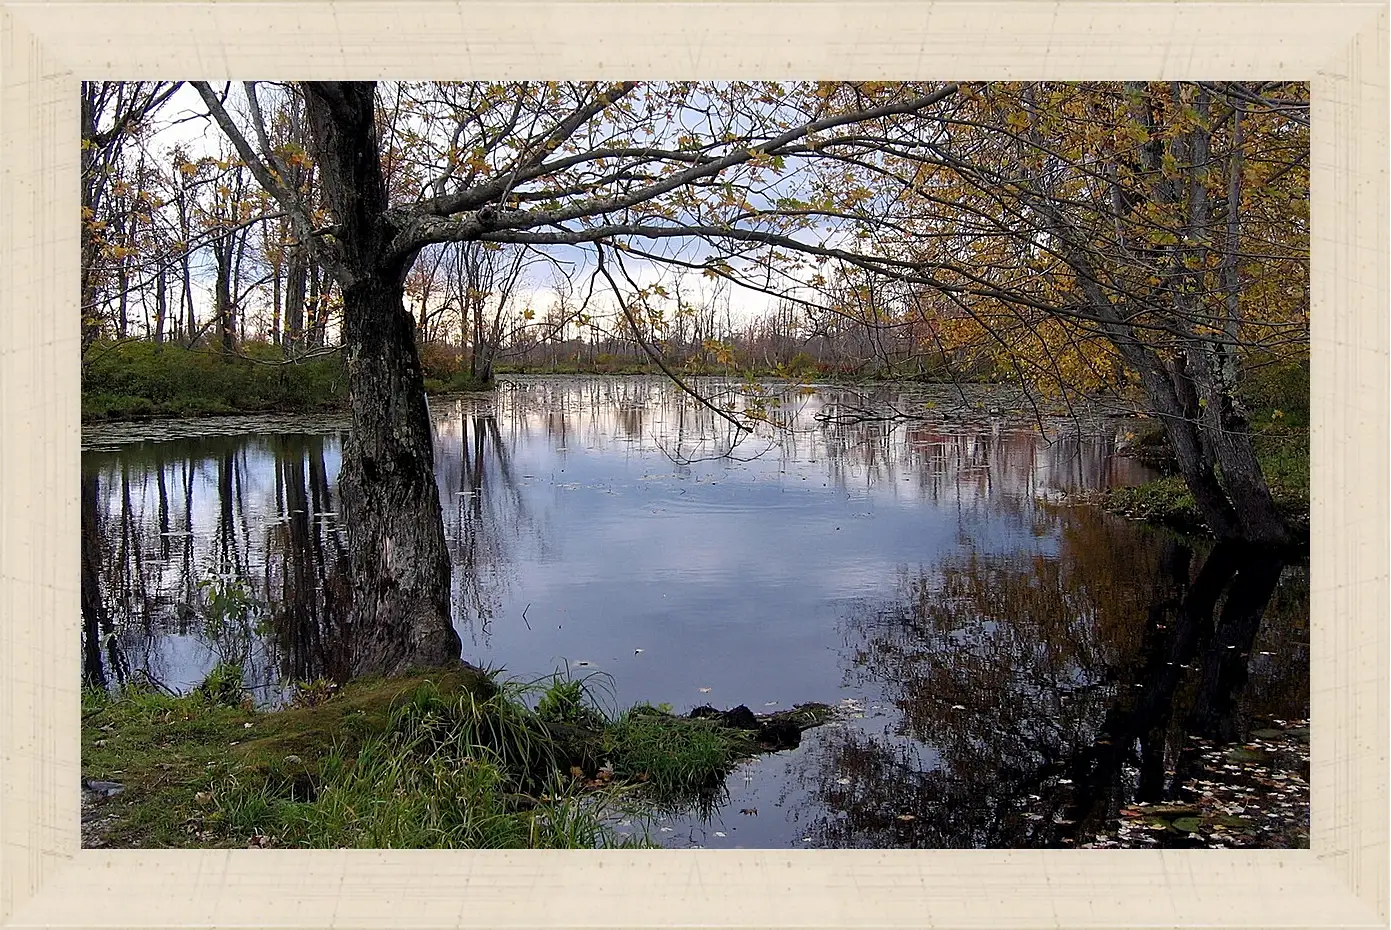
[81,340,346,421]
[417,340,462,381]
[196,662,246,707]
[1240,355,1310,428]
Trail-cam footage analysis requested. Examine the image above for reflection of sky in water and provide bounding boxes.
[82,378,1152,700]
[424,378,1149,710]
[81,377,1309,849]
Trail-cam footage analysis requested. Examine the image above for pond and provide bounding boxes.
[81,375,1309,848]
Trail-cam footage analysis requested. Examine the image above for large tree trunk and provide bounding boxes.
[302,81,461,677]
[1072,247,1290,546]
[1129,343,1288,545]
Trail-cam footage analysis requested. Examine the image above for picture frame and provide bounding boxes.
[1,1,1384,926]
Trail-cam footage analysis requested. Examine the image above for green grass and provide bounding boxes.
[208,679,643,849]
[602,705,755,799]
[83,664,758,849]
[82,340,346,422]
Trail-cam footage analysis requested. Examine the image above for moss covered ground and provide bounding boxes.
[81,665,803,849]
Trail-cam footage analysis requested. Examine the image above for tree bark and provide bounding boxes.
[153,263,167,344]
[302,81,461,677]
[284,244,307,355]
[213,238,236,353]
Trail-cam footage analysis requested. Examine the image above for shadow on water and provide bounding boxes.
[80,376,1308,847]
[779,514,1305,848]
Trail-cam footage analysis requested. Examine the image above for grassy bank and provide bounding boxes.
[82,340,347,422]
[82,665,791,849]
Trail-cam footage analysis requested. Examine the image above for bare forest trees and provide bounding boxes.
[81,81,182,348]
[450,241,527,383]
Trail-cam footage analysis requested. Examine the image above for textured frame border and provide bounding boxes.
[0,2,1385,927]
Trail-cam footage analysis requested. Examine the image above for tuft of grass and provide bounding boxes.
[602,705,755,800]
[534,671,610,731]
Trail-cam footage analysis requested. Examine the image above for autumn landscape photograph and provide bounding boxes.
[80,80,1310,850]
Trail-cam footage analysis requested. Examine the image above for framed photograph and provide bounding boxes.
[1,1,1385,926]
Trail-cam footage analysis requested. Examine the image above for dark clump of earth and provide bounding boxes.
[688,702,831,751]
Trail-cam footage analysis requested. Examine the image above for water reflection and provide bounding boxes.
[436,410,531,639]
[80,376,1307,847]
[81,433,351,695]
[777,514,1305,848]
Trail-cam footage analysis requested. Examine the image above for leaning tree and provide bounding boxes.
[792,81,1307,545]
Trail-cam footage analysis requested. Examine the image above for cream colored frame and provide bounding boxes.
[1,2,1385,927]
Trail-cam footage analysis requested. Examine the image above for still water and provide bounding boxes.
[81,376,1309,848]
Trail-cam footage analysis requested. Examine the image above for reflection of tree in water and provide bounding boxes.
[81,471,123,688]
[83,446,198,690]
[497,376,771,463]
[82,434,352,690]
[815,394,1145,530]
[262,434,350,682]
[791,508,1306,848]
[434,400,530,641]
[83,398,546,687]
